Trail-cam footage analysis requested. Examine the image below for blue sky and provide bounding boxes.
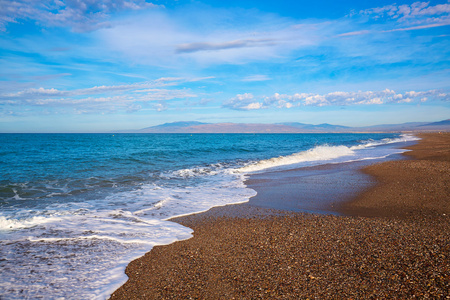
[0,0,449,132]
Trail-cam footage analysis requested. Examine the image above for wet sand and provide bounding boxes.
[110,133,449,299]
[341,133,450,217]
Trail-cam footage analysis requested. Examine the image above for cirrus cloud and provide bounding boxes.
[0,0,160,32]
[175,38,277,54]
[96,8,326,66]
[359,1,450,26]
[241,75,272,82]
[340,1,450,37]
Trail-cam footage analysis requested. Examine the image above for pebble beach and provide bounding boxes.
[110,133,450,299]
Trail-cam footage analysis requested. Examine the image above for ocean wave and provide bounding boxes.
[238,134,419,174]
[169,167,219,178]
[352,133,420,149]
[0,211,193,300]
[238,145,355,173]
[161,162,238,180]
[0,215,61,230]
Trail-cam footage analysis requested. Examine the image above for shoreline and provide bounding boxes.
[340,132,450,217]
[242,153,407,216]
[110,133,449,299]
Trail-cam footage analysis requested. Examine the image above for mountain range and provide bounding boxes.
[115,119,450,133]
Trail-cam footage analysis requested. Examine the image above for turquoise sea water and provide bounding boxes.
[0,133,418,299]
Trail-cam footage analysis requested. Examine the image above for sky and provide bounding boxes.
[0,0,449,132]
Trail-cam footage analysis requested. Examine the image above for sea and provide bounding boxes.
[0,133,419,299]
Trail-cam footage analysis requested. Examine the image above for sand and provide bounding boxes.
[110,133,449,299]
[340,133,450,217]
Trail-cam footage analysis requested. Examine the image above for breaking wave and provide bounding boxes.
[238,134,419,173]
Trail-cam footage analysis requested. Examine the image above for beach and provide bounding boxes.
[110,133,450,299]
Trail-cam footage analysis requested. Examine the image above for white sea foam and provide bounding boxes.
[0,169,255,299]
[238,133,419,174]
[352,133,420,149]
[105,172,255,220]
[171,167,219,178]
[0,209,194,299]
[238,145,355,173]
[0,215,62,230]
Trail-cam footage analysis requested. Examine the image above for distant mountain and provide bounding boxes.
[357,120,450,132]
[114,119,450,133]
[134,122,307,133]
[315,123,350,129]
[138,121,208,133]
[357,122,428,132]
[145,121,208,129]
[275,122,308,128]
[277,122,350,132]
[417,119,450,127]
[415,119,450,131]
[180,123,303,133]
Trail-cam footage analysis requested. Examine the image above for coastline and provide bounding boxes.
[340,132,450,217]
[110,133,449,299]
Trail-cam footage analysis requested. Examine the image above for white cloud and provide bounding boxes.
[0,0,160,32]
[243,102,264,110]
[359,1,450,26]
[338,30,371,37]
[223,93,264,110]
[96,8,325,66]
[93,3,447,69]
[0,77,203,113]
[176,39,277,54]
[383,21,450,32]
[340,2,450,37]
[0,77,205,101]
[224,89,449,110]
[241,75,271,82]
[152,101,168,112]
